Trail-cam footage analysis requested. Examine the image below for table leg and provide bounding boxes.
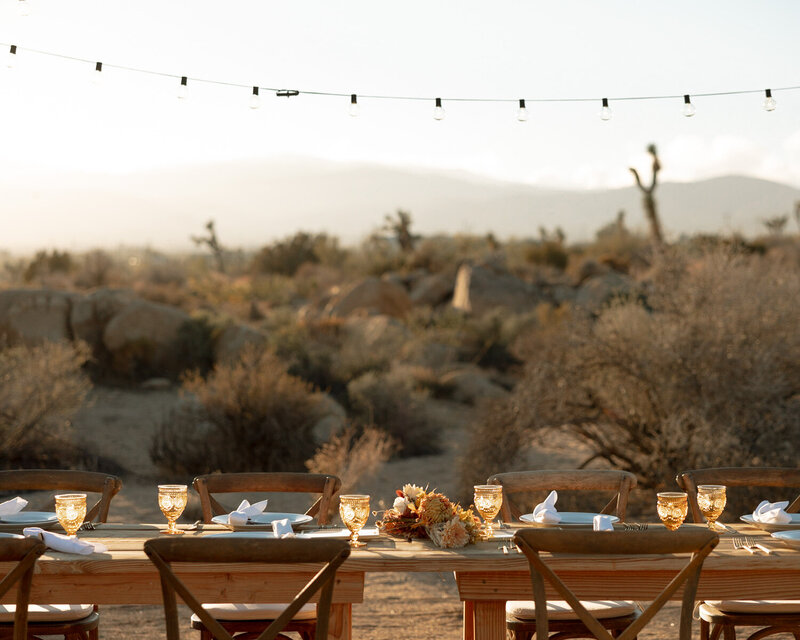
[472,600,505,640]
[463,600,475,640]
[328,603,352,640]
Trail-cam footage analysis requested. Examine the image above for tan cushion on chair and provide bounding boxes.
[0,604,95,622]
[191,603,317,622]
[702,600,800,615]
[507,600,638,620]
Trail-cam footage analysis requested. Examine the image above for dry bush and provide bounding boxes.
[306,425,396,495]
[150,346,320,476]
[465,248,800,492]
[347,370,441,458]
[0,341,91,468]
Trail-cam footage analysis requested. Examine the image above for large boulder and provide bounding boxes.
[103,300,192,375]
[0,289,78,345]
[341,315,410,353]
[324,277,412,318]
[452,262,541,315]
[574,272,637,313]
[69,288,138,355]
[213,323,268,365]
[410,271,455,307]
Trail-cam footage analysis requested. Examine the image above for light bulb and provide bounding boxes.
[433,97,445,120]
[516,98,528,122]
[92,61,103,85]
[599,98,612,121]
[177,76,188,100]
[682,94,696,117]
[249,86,260,109]
[763,89,777,112]
[6,45,17,69]
[349,94,359,117]
[17,0,29,16]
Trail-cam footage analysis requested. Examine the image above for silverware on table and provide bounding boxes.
[745,536,772,554]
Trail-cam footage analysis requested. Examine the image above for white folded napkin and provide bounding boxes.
[753,500,792,524]
[0,497,27,517]
[533,490,561,524]
[593,515,615,531]
[271,518,295,539]
[23,527,108,555]
[227,499,269,526]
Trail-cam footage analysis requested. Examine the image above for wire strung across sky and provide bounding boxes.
[3,41,800,109]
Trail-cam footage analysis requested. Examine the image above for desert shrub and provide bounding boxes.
[150,346,320,476]
[173,314,219,376]
[251,232,344,277]
[347,370,441,457]
[23,250,73,283]
[75,250,117,288]
[524,241,568,270]
[469,248,800,493]
[306,425,396,495]
[0,341,91,468]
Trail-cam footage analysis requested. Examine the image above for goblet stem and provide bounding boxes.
[163,518,184,535]
[349,530,365,547]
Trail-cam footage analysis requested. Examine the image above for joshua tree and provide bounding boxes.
[763,215,789,235]
[191,220,226,273]
[630,144,664,246]
[383,210,419,253]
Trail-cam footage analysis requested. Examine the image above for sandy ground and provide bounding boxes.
[65,386,739,640]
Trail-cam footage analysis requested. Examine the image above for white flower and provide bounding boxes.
[403,484,424,501]
[393,496,409,515]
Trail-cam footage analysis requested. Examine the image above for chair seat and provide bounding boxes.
[0,604,95,622]
[701,600,800,615]
[191,603,317,622]
[507,600,638,620]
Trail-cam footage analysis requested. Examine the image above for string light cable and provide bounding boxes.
[2,41,798,115]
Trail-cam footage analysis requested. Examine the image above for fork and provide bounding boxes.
[745,536,772,554]
[733,536,755,554]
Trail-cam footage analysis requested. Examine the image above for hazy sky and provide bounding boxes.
[1,0,798,190]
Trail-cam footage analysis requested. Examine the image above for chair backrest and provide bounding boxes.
[0,537,46,640]
[514,528,718,640]
[193,473,342,525]
[144,537,350,640]
[487,470,637,522]
[0,470,122,523]
[675,467,800,523]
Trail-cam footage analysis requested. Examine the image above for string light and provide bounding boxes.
[516,99,528,122]
[177,76,188,99]
[6,45,16,69]
[92,61,103,85]
[763,88,777,111]
[433,97,445,120]
[682,94,696,117]
[0,42,798,119]
[599,98,612,121]
[249,86,260,109]
[349,94,359,117]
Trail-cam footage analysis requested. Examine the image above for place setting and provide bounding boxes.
[0,495,60,531]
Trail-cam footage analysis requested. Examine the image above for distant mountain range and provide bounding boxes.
[2,158,799,252]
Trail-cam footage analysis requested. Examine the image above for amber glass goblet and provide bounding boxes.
[158,485,188,535]
[55,493,87,537]
[697,485,727,530]
[339,495,370,547]
[473,485,503,538]
[657,492,688,531]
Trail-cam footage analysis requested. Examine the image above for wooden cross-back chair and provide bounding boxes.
[514,528,719,640]
[488,469,639,640]
[676,467,800,640]
[0,537,46,640]
[487,470,637,524]
[0,470,122,523]
[144,537,351,640]
[193,473,341,526]
[0,470,120,640]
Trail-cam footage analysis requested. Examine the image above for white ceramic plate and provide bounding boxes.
[519,512,619,527]
[0,532,24,539]
[212,512,314,531]
[207,531,277,539]
[0,512,59,530]
[771,530,800,548]
[740,513,800,533]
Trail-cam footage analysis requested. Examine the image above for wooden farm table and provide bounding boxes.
[1,523,798,640]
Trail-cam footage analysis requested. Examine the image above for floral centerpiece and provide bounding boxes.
[376,484,482,548]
